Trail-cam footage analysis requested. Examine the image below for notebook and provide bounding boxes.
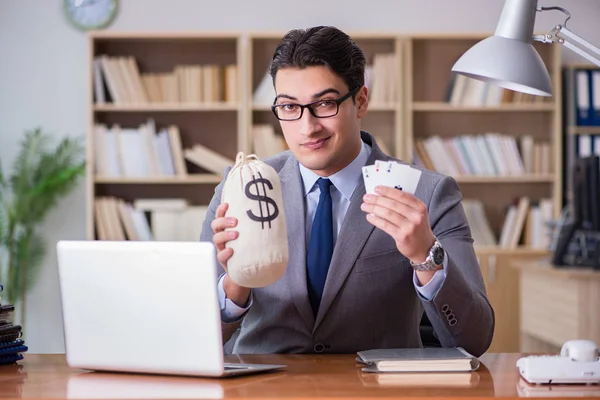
[357,347,480,373]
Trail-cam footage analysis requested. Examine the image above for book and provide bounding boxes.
[357,347,480,373]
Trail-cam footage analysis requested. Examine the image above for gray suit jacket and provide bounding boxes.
[199,131,494,357]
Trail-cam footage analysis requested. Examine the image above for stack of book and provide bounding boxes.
[0,285,28,365]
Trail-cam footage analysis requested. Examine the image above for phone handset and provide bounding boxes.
[560,339,600,362]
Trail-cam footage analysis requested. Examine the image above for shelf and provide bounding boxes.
[251,103,399,112]
[453,174,554,183]
[90,31,242,40]
[567,126,600,135]
[94,175,222,184]
[367,103,398,111]
[93,103,240,112]
[412,102,555,112]
[252,105,274,111]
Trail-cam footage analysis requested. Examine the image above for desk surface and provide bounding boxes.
[2,353,600,399]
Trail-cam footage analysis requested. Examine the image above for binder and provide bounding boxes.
[576,70,593,126]
[578,134,592,157]
[592,70,600,126]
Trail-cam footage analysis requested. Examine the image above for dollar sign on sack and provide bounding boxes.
[245,172,279,229]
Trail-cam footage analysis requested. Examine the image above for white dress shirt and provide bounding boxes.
[218,142,447,321]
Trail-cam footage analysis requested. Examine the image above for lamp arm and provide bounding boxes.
[556,26,600,66]
[532,5,600,67]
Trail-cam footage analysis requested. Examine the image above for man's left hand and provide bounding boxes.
[361,185,436,265]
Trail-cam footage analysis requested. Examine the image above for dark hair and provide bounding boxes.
[269,26,366,94]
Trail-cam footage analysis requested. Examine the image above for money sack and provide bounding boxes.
[221,152,289,288]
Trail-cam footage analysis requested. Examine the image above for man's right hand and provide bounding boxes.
[211,203,251,308]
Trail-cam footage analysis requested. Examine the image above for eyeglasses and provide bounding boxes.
[271,87,360,121]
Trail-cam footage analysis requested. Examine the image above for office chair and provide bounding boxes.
[420,313,442,347]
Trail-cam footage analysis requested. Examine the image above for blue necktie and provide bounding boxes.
[306,178,333,316]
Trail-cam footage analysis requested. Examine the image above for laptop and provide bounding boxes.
[56,240,286,378]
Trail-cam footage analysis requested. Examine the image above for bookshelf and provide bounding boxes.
[404,34,563,255]
[87,32,245,241]
[87,30,566,252]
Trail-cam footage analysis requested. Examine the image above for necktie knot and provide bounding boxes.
[317,178,332,194]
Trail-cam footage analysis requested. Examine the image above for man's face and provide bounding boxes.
[273,65,368,177]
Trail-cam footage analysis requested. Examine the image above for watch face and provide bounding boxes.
[433,246,444,265]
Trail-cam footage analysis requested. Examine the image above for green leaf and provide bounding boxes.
[19,229,45,289]
[0,128,85,305]
[13,135,86,224]
[9,128,50,197]
[4,228,46,305]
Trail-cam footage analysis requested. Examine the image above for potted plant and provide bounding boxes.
[0,127,86,326]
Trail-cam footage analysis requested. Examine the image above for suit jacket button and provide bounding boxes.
[314,343,325,353]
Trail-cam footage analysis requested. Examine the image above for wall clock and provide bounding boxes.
[64,0,118,31]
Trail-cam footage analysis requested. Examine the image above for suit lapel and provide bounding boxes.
[313,133,386,330]
[279,156,314,330]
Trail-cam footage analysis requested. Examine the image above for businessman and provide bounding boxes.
[199,26,495,356]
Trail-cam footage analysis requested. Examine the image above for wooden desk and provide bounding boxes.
[2,354,600,399]
[513,258,600,353]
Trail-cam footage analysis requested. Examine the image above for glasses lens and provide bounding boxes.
[311,100,339,117]
[274,104,301,120]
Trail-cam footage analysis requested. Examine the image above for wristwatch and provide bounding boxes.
[410,239,445,271]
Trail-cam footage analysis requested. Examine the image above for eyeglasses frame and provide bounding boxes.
[271,86,361,121]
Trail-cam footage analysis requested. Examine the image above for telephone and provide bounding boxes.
[517,340,600,384]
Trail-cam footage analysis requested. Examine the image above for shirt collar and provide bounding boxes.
[299,140,372,201]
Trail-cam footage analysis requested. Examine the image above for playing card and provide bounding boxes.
[391,163,422,195]
[362,160,422,196]
[361,165,377,194]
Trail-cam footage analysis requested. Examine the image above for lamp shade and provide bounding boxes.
[451,0,553,96]
[451,35,553,96]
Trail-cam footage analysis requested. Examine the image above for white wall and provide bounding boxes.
[1,0,599,353]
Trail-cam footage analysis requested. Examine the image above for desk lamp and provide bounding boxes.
[451,0,600,96]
